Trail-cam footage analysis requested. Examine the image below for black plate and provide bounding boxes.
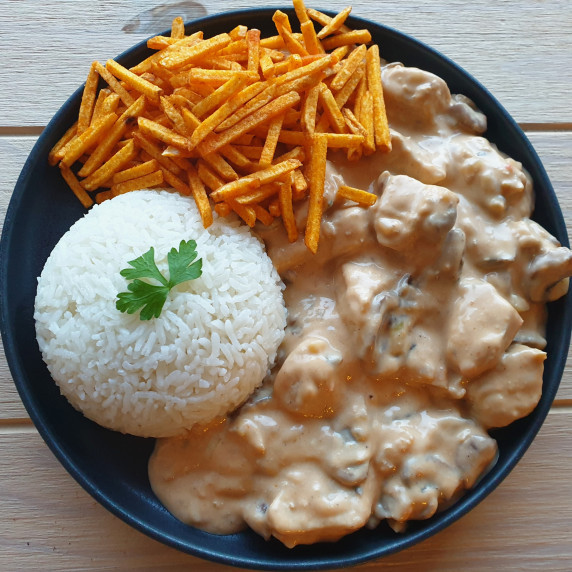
[1,8,571,571]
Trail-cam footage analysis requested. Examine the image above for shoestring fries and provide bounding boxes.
[50,0,391,250]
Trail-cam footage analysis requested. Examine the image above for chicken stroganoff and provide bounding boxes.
[149,62,572,547]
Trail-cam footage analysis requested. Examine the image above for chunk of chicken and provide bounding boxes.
[373,173,458,262]
[467,343,546,428]
[446,278,523,378]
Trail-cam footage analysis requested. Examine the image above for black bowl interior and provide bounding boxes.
[1,8,571,571]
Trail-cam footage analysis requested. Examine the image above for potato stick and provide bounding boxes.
[316,6,352,39]
[112,159,158,184]
[99,92,121,117]
[334,62,365,109]
[192,74,249,119]
[301,83,320,134]
[203,152,239,181]
[259,114,284,166]
[360,90,375,155]
[159,96,188,137]
[229,24,248,40]
[171,16,185,39]
[189,83,270,149]
[59,163,94,208]
[260,35,286,50]
[95,189,114,204]
[366,44,391,152]
[275,21,309,57]
[159,165,191,196]
[273,53,336,86]
[272,10,293,33]
[337,184,377,206]
[149,62,175,84]
[214,202,232,217]
[201,56,242,71]
[135,32,204,73]
[219,39,247,55]
[260,54,275,79]
[187,68,258,87]
[283,109,301,128]
[133,132,183,176]
[138,117,192,151]
[234,134,255,145]
[162,145,195,158]
[187,163,213,227]
[49,122,78,165]
[288,54,303,71]
[198,91,301,156]
[90,89,110,123]
[261,47,286,61]
[173,87,204,105]
[181,107,201,136]
[77,62,99,134]
[235,182,280,204]
[292,0,310,23]
[78,95,146,177]
[235,145,264,160]
[306,8,352,34]
[319,83,346,133]
[81,139,137,191]
[279,180,299,242]
[274,70,324,97]
[147,36,178,50]
[169,93,194,110]
[94,61,134,106]
[274,145,306,164]
[60,112,117,167]
[305,133,328,253]
[268,199,281,217]
[106,59,163,102]
[111,170,164,195]
[270,60,291,77]
[330,44,366,92]
[252,204,274,226]
[322,30,372,50]
[292,168,308,194]
[247,28,261,73]
[160,33,232,69]
[220,144,258,170]
[300,21,324,55]
[197,160,225,191]
[228,200,256,227]
[342,107,368,139]
[209,176,260,202]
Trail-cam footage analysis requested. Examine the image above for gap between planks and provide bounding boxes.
[0,123,572,138]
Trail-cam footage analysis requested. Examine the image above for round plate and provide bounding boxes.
[1,8,571,571]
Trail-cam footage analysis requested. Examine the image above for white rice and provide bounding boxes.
[34,190,286,437]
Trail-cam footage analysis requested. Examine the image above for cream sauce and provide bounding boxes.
[148,63,572,547]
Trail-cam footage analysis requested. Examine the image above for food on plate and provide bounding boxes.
[48,2,390,253]
[34,191,286,437]
[37,0,572,550]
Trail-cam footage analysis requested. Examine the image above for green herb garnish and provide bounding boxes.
[116,240,202,320]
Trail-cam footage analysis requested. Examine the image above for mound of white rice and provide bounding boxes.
[34,190,286,438]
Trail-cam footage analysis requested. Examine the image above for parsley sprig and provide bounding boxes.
[116,240,202,320]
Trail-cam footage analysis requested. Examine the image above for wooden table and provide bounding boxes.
[1,1,571,570]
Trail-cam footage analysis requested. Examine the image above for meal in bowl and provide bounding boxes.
[36,0,572,551]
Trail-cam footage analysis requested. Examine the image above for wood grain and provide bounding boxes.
[1,411,570,571]
[0,0,571,126]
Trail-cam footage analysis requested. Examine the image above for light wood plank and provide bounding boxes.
[0,411,570,570]
[0,0,570,126]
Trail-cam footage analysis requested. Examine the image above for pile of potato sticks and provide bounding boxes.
[49,0,391,253]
